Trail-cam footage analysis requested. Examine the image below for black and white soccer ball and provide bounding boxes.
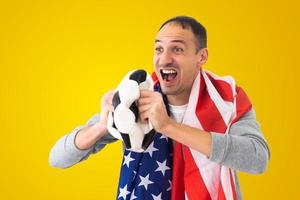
[107,69,156,152]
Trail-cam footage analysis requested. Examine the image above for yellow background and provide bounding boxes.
[1,0,299,199]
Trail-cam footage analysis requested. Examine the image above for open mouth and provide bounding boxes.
[160,69,178,82]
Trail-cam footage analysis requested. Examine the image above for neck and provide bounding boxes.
[167,89,191,106]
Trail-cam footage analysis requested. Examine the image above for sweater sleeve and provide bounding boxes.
[49,114,118,169]
[209,108,270,174]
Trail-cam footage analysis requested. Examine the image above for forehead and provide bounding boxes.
[155,23,195,45]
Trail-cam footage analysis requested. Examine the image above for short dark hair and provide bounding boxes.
[159,16,207,51]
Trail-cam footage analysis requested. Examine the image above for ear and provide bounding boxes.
[197,48,208,66]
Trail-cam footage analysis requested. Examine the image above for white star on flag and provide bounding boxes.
[155,160,171,176]
[152,193,162,200]
[123,152,135,168]
[167,180,172,191]
[138,174,154,190]
[130,189,137,200]
[160,134,168,141]
[118,184,130,199]
[144,142,158,157]
[132,170,137,179]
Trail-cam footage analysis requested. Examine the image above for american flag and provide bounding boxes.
[116,83,173,200]
[116,133,173,200]
[116,69,251,200]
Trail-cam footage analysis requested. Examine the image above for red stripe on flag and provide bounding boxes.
[206,73,234,103]
[151,71,159,86]
[216,171,237,200]
[232,87,252,124]
[217,178,226,200]
[184,146,212,200]
[171,142,185,200]
[196,74,228,133]
[230,170,237,200]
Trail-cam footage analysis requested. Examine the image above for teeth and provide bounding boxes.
[162,69,177,74]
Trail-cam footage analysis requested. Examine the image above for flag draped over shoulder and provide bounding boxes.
[116,69,252,200]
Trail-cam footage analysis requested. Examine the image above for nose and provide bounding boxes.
[157,50,173,67]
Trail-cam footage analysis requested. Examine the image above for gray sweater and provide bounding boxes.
[49,108,270,199]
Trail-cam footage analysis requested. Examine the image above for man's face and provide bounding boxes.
[154,23,205,103]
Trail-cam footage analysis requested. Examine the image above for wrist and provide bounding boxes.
[91,122,107,137]
[158,117,175,134]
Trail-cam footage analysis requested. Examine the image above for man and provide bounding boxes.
[49,16,270,200]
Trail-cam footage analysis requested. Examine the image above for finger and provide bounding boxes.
[105,92,116,104]
[105,92,115,101]
[103,90,115,99]
[140,90,155,97]
[138,104,152,113]
[101,102,113,112]
[107,89,115,94]
[103,97,114,106]
[102,98,110,106]
[106,96,113,104]
[107,104,114,112]
[139,109,150,123]
[138,97,152,105]
[107,90,115,96]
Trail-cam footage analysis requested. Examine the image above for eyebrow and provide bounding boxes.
[155,39,186,46]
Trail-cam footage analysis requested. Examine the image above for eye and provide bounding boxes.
[155,47,163,54]
[173,47,184,54]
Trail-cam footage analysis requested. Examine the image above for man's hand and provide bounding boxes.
[138,90,212,156]
[138,90,172,133]
[99,90,115,130]
[74,89,115,150]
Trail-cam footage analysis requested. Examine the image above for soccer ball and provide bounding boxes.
[107,69,156,152]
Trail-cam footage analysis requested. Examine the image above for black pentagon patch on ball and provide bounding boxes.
[129,69,147,84]
[120,133,131,149]
[142,129,156,150]
[112,91,121,109]
[129,102,139,122]
[112,112,117,129]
